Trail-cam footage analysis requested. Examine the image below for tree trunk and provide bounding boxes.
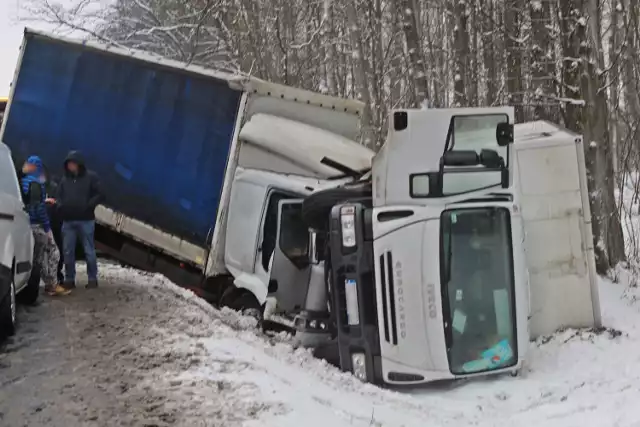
[504,0,524,121]
[560,0,625,273]
[480,0,497,106]
[397,0,430,107]
[530,0,553,120]
[345,1,374,147]
[451,0,470,106]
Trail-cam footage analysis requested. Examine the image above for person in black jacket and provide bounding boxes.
[48,151,104,289]
[45,176,65,285]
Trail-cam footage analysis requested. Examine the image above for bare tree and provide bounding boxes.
[20,0,635,267]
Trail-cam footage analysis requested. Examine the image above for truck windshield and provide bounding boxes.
[440,207,517,375]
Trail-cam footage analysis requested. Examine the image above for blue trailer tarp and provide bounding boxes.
[3,34,242,245]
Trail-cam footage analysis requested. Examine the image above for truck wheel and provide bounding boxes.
[302,182,372,232]
[233,293,263,320]
[219,286,241,308]
[0,277,17,339]
[17,270,40,306]
[220,287,263,320]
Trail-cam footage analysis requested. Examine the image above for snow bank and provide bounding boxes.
[90,261,640,427]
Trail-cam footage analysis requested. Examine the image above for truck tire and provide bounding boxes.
[220,287,263,320]
[17,270,40,306]
[0,277,17,339]
[302,183,372,232]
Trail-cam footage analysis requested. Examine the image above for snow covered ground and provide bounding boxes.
[94,263,640,427]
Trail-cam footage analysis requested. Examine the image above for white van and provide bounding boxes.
[0,142,38,339]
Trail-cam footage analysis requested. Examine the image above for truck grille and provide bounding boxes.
[379,251,398,345]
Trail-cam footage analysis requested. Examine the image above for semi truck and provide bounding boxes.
[0,28,373,328]
[299,108,601,385]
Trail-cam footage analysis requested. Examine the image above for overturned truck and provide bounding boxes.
[298,108,601,385]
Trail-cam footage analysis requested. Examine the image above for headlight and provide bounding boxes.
[345,279,360,325]
[351,352,367,381]
[340,205,356,247]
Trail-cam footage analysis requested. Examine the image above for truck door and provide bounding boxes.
[269,199,311,313]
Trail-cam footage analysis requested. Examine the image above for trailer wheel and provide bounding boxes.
[302,182,372,232]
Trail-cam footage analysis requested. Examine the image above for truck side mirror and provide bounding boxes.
[442,150,479,166]
[479,149,504,168]
[496,122,514,146]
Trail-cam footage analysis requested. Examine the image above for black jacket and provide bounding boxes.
[56,151,104,221]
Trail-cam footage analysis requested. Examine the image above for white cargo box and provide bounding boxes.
[514,121,600,338]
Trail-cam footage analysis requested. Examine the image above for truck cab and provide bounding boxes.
[321,107,600,385]
[218,109,373,329]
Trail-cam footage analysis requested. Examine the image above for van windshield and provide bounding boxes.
[440,207,517,375]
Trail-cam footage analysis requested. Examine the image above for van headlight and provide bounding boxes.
[340,205,356,248]
[351,352,367,381]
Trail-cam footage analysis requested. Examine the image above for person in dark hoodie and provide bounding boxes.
[21,156,70,296]
[49,151,104,289]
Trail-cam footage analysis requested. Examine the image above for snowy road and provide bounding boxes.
[1,263,640,427]
[0,265,255,427]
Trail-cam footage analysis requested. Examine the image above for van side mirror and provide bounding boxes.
[496,122,514,146]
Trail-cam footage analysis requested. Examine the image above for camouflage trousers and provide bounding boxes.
[32,225,61,289]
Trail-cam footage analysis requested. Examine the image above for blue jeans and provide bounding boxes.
[62,220,98,283]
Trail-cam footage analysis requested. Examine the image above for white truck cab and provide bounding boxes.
[321,107,600,385]
[215,105,373,326]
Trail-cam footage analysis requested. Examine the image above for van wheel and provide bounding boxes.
[302,183,372,232]
[0,277,17,339]
[17,270,40,306]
